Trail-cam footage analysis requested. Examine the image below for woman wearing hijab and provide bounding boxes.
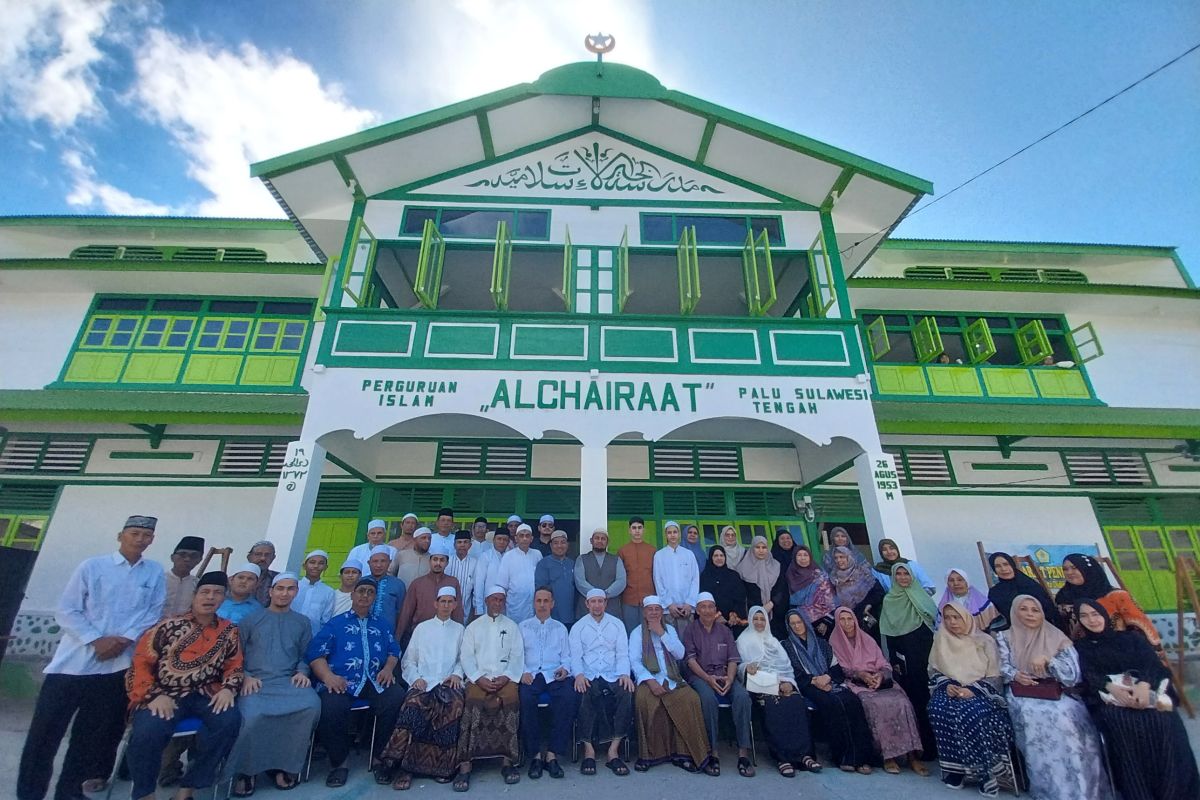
[937,568,998,630]
[996,595,1109,800]
[821,526,857,573]
[879,563,938,758]
[785,546,836,637]
[927,601,1014,796]
[719,526,746,570]
[829,607,928,776]
[735,536,784,624]
[985,552,1063,632]
[770,529,796,569]
[827,546,886,643]
[872,538,935,593]
[699,546,749,635]
[736,606,821,777]
[682,525,706,570]
[1056,554,1161,646]
[781,609,875,774]
[1073,599,1198,800]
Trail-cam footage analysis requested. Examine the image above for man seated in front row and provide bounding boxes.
[378,586,466,789]
[125,571,243,800]
[217,563,262,623]
[453,586,525,791]
[305,577,405,788]
[518,587,576,780]
[568,589,634,777]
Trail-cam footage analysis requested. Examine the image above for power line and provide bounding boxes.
[840,40,1200,258]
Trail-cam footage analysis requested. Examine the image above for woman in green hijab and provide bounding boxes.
[881,562,938,759]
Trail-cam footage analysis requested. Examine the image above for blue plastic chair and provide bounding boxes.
[105,716,217,800]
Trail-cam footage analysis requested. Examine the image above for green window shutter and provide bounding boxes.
[963,318,996,364]
[741,229,777,317]
[677,226,700,315]
[1015,319,1053,365]
[412,219,445,309]
[1068,321,1103,363]
[341,218,378,307]
[807,234,836,318]
[560,227,573,311]
[866,316,890,359]
[617,227,631,312]
[490,219,513,311]
[912,316,943,363]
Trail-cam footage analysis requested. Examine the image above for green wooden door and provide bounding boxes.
[305,518,360,588]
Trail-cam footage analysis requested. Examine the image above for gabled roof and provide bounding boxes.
[251,62,932,271]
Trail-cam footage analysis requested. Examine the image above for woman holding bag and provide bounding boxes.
[735,606,821,777]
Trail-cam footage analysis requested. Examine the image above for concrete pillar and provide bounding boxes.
[578,443,608,552]
[853,450,918,558]
[264,439,327,572]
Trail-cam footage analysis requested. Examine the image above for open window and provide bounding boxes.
[806,230,836,318]
[741,229,777,316]
[912,316,944,363]
[413,219,445,309]
[340,218,377,307]
[677,226,700,315]
[1015,319,1053,365]
[617,227,631,312]
[490,219,512,311]
[963,318,996,364]
[560,227,574,311]
[1068,321,1104,363]
[866,316,891,359]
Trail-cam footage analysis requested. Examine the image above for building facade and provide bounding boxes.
[3,61,1198,657]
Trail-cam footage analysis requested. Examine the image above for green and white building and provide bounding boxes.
[3,61,1198,657]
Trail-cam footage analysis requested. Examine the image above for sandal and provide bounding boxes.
[605,758,629,777]
[325,768,348,788]
[840,764,857,773]
[391,772,412,791]
[800,756,822,773]
[580,757,597,776]
[501,765,521,785]
[374,766,393,785]
[273,771,299,791]
[231,775,256,797]
[777,762,796,778]
[703,758,721,777]
[911,758,930,777]
[856,765,874,775]
[452,770,470,792]
[634,759,652,772]
[737,756,755,777]
[883,759,901,775]
[546,759,564,779]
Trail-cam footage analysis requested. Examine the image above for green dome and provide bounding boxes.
[533,62,667,99]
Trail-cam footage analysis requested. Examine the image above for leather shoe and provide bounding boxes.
[528,758,543,780]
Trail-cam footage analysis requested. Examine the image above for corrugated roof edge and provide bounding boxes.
[882,238,1177,255]
[0,215,295,230]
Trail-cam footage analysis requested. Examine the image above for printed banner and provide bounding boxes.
[981,543,1102,594]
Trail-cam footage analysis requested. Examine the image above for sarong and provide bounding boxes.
[381,685,466,778]
[633,683,709,767]
[455,681,519,763]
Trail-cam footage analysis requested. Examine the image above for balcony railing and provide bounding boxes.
[317,309,866,378]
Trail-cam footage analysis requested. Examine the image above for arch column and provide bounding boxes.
[853,449,917,559]
[578,443,608,550]
[264,439,326,571]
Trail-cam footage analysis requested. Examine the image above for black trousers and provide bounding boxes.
[317,683,407,768]
[127,693,241,799]
[576,677,632,744]
[518,675,578,758]
[17,671,128,800]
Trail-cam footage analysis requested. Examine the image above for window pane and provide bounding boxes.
[90,317,113,331]
[95,298,148,311]
[990,333,1021,364]
[152,299,203,312]
[1137,529,1164,549]
[84,332,106,346]
[514,211,549,239]
[641,214,673,243]
[258,321,280,335]
[283,322,305,336]
[209,300,257,314]
[253,335,275,350]
[875,332,917,363]
[680,215,746,244]
[225,334,247,349]
[438,209,512,238]
[984,316,1013,330]
[1115,551,1142,571]
[749,217,783,245]
[1146,551,1170,569]
[141,332,164,347]
[401,208,438,235]
[143,318,168,332]
[882,315,909,326]
[260,301,313,316]
[228,320,251,334]
[198,335,220,348]
[279,336,303,351]
[597,293,613,314]
[116,318,139,332]
[935,316,960,329]
[1167,528,1194,549]
[1108,529,1133,549]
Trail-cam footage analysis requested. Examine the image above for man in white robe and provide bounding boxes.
[347,519,397,565]
[569,589,634,776]
[652,521,699,634]
[472,529,510,616]
[294,549,336,634]
[496,523,542,622]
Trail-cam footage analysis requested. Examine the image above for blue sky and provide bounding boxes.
[1,1,1197,276]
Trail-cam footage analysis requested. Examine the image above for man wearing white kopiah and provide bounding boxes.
[569,588,634,777]
[496,523,542,622]
[377,586,466,788]
[653,521,699,634]
[454,586,525,791]
[348,519,397,565]
[388,512,420,552]
[331,558,362,616]
[294,549,336,634]
[394,527,432,584]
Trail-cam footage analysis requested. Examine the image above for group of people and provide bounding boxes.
[16,514,1199,800]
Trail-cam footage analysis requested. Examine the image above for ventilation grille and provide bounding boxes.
[733,490,796,517]
[438,443,529,478]
[608,488,654,516]
[524,486,580,515]
[903,265,1088,285]
[0,437,91,474]
[314,484,362,514]
[1065,451,1151,486]
[439,443,483,475]
[70,244,268,263]
[997,268,1041,282]
[662,489,727,517]
[215,440,288,476]
[448,486,519,516]
[376,486,447,515]
[652,446,740,480]
[884,447,952,485]
[810,490,865,520]
[0,483,60,511]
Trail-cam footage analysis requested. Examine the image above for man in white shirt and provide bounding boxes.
[331,559,362,616]
[445,530,477,620]
[472,528,510,616]
[18,514,165,800]
[161,535,204,618]
[568,589,634,777]
[454,586,524,791]
[378,586,466,789]
[496,523,541,622]
[652,521,699,635]
[518,588,575,780]
[294,549,336,634]
[431,507,456,552]
[467,516,492,558]
[347,519,397,566]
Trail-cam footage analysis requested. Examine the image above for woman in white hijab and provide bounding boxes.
[736,606,820,776]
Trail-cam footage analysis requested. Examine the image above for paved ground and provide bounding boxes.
[2,658,1198,800]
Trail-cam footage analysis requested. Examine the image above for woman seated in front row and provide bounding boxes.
[735,605,821,777]
[829,606,928,776]
[927,600,1014,797]
[1073,599,1199,800]
[781,609,875,775]
[996,594,1110,800]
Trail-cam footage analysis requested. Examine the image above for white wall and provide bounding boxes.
[0,291,93,389]
[21,484,278,613]
[905,493,1106,591]
[1078,312,1200,409]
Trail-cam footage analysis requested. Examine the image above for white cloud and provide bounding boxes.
[0,0,112,129]
[62,149,172,215]
[129,30,379,217]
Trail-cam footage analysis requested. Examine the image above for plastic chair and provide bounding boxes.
[302,698,376,782]
[105,716,223,800]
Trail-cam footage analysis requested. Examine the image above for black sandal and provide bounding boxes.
[231,775,256,797]
[501,765,521,785]
[273,771,299,791]
[452,770,471,792]
[738,756,755,777]
[800,756,822,773]
[634,759,652,772]
[580,757,597,775]
[325,768,348,788]
[606,758,629,776]
[778,762,796,778]
[703,758,721,777]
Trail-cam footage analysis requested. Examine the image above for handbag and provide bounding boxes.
[1009,677,1062,700]
[746,668,780,696]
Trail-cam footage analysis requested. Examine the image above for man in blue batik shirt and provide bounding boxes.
[306,577,405,788]
[366,546,405,631]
